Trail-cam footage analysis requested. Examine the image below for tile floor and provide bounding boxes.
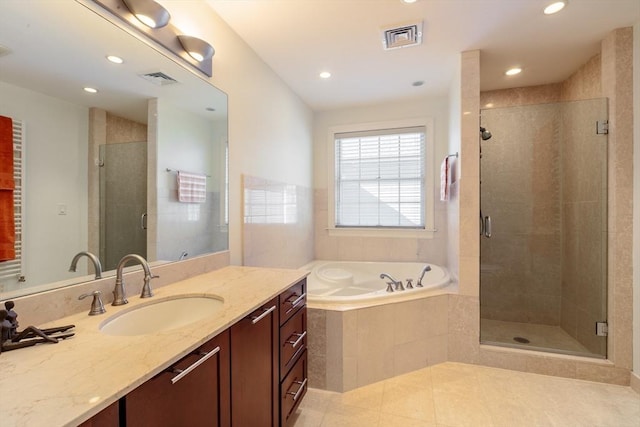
[290,362,640,427]
[480,319,597,357]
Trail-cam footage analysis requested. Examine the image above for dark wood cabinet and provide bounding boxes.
[230,297,279,427]
[108,279,308,427]
[78,401,119,427]
[278,279,308,426]
[125,330,231,427]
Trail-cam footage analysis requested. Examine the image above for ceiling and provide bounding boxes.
[206,0,640,112]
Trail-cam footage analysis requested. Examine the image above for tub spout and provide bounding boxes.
[380,273,404,292]
[416,264,432,287]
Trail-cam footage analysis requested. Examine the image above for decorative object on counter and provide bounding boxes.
[0,301,74,354]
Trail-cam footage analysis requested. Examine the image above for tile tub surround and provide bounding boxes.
[0,263,307,427]
[291,362,640,427]
[308,293,449,392]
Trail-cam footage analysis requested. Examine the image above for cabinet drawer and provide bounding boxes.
[280,350,308,427]
[280,306,307,379]
[279,278,306,325]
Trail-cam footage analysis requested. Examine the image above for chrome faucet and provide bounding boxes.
[416,264,432,288]
[380,273,404,292]
[68,251,103,279]
[112,254,158,306]
[179,251,188,260]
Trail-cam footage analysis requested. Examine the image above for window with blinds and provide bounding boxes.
[334,126,425,228]
[0,119,23,282]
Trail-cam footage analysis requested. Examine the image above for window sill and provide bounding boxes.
[326,227,436,239]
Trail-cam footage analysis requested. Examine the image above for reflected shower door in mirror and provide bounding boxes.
[0,0,228,299]
[479,98,608,359]
[99,140,148,272]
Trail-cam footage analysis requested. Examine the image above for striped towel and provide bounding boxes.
[177,171,206,203]
[440,156,449,202]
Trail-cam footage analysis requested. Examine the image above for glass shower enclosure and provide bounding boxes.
[480,98,608,358]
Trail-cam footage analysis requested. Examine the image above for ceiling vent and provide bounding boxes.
[139,71,178,86]
[382,21,423,50]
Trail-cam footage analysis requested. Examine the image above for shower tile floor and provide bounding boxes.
[480,319,594,356]
[291,362,640,427]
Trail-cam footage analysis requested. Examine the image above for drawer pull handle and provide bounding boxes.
[286,378,308,402]
[251,305,276,324]
[287,292,306,308]
[287,331,307,348]
[169,346,220,384]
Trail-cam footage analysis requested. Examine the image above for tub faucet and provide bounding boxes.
[416,264,432,288]
[380,273,404,292]
[68,251,103,280]
[112,254,158,306]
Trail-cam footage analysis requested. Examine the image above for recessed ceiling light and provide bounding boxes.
[83,87,98,93]
[402,0,418,3]
[505,67,522,76]
[319,71,331,79]
[106,55,124,64]
[544,1,567,15]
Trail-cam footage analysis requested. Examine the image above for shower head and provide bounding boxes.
[480,127,492,141]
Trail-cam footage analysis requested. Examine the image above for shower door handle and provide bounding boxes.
[483,216,492,238]
[141,213,147,230]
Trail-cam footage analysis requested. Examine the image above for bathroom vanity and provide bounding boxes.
[1,266,308,427]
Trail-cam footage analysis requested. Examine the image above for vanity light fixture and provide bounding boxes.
[319,71,332,79]
[84,87,98,93]
[177,35,215,62]
[122,0,170,28]
[543,1,567,15]
[505,67,522,76]
[106,55,124,64]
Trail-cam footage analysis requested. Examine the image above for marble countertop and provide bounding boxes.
[0,266,308,427]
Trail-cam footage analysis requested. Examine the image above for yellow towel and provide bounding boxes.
[0,115,15,261]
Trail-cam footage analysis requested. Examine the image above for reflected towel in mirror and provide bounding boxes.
[177,170,206,203]
[0,115,15,261]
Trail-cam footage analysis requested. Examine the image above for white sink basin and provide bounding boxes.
[100,296,224,336]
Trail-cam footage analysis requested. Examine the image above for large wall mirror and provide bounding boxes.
[0,0,229,298]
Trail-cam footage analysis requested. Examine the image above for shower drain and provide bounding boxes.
[513,336,530,344]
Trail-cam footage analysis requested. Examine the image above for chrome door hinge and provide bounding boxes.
[596,120,609,135]
[595,321,608,337]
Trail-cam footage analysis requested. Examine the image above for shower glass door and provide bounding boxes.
[99,141,147,271]
[479,98,608,358]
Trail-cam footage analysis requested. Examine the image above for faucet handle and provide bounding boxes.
[406,279,414,289]
[78,291,106,316]
[385,282,395,293]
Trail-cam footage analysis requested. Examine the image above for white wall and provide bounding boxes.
[447,56,462,281]
[161,1,314,265]
[0,81,88,288]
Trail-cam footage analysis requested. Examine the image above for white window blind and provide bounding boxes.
[335,126,425,228]
[0,119,23,281]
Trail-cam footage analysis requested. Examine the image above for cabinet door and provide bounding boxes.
[77,401,119,427]
[125,330,231,427]
[230,297,278,427]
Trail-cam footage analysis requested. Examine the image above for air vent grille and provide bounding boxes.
[139,71,178,86]
[382,22,423,50]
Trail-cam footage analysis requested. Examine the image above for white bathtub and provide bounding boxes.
[302,260,451,308]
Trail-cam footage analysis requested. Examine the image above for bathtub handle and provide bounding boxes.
[287,292,306,310]
[286,331,307,349]
[251,305,276,324]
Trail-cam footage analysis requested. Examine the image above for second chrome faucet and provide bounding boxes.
[112,254,158,306]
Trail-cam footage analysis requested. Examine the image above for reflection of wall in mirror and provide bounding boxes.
[152,99,228,262]
[0,81,88,291]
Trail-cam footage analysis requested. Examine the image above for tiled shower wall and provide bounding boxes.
[242,175,314,268]
[479,103,563,325]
